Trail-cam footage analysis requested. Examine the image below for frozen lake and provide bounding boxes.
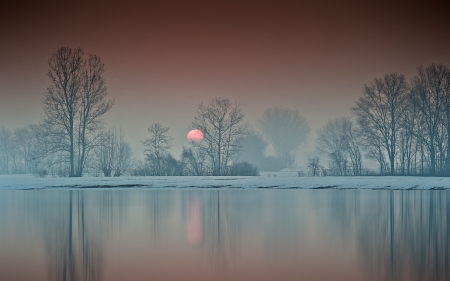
[0,187,449,280]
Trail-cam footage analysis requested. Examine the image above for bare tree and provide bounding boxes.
[42,46,113,177]
[316,118,349,175]
[410,64,450,175]
[397,95,420,175]
[259,106,310,168]
[97,128,133,177]
[307,157,322,177]
[0,127,12,174]
[342,118,363,175]
[144,123,173,176]
[352,73,408,175]
[181,147,208,176]
[191,97,245,176]
[76,54,113,176]
[316,117,361,176]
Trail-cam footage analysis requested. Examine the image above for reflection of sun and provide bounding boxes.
[187,201,202,245]
[187,129,204,142]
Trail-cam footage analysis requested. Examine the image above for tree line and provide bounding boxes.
[1,46,449,177]
[316,64,450,176]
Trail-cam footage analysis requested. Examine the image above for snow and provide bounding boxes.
[0,173,449,190]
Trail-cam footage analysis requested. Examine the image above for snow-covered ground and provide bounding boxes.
[0,173,449,190]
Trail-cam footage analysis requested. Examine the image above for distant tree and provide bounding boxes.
[144,123,173,176]
[97,128,133,177]
[307,157,322,177]
[181,147,208,176]
[131,160,151,176]
[259,106,310,168]
[352,73,408,175]
[317,118,349,175]
[0,127,12,174]
[228,161,259,176]
[191,97,245,176]
[236,126,267,169]
[162,153,183,176]
[42,46,113,177]
[316,117,362,176]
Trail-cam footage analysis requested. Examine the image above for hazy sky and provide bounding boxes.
[1,0,450,161]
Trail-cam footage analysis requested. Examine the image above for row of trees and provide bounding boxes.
[316,64,450,176]
[6,46,448,177]
[0,123,133,177]
[137,98,311,176]
[0,46,311,177]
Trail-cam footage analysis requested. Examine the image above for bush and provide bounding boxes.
[229,162,259,176]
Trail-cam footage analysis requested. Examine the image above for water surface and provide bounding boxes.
[0,189,448,281]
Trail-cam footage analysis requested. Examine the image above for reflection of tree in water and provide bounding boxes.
[260,190,305,261]
[321,190,450,281]
[41,190,128,281]
[143,190,176,244]
[200,190,239,270]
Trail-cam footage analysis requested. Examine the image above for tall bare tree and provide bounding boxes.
[76,54,113,176]
[352,73,408,175]
[259,106,309,168]
[144,123,173,176]
[42,47,113,177]
[191,97,245,176]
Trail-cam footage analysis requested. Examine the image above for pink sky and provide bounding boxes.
[1,0,450,161]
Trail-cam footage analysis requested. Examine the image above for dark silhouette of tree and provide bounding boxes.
[352,73,408,175]
[259,106,309,168]
[181,147,208,176]
[228,161,259,176]
[42,46,113,177]
[191,97,245,176]
[307,157,321,177]
[396,94,420,175]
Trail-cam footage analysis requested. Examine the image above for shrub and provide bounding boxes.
[229,162,259,176]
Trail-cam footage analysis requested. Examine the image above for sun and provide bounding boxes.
[187,129,204,142]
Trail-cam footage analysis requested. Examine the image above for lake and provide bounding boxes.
[0,189,448,281]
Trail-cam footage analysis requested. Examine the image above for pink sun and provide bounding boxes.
[187,129,204,142]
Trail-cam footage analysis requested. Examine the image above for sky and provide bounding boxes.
[1,0,450,163]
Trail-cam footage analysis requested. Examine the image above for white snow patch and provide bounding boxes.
[0,174,449,190]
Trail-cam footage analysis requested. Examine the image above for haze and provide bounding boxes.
[1,0,450,161]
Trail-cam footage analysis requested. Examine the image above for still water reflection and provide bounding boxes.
[0,190,448,281]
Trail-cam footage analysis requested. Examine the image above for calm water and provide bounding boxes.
[0,189,449,281]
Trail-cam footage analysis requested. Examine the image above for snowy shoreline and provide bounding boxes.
[0,174,449,190]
